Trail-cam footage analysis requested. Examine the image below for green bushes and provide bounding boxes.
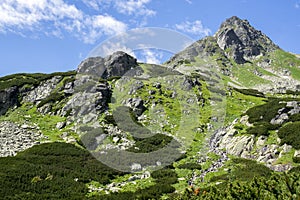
[231,158,272,181]
[128,133,173,153]
[292,156,300,163]
[0,71,76,91]
[179,165,300,200]
[234,88,265,97]
[278,122,300,149]
[245,98,286,124]
[247,122,280,136]
[0,142,124,199]
[244,98,289,137]
[288,113,300,122]
[104,115,117,126]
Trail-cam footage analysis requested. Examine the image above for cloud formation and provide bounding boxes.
[175,20,211,37]
[115,0,156,17]
[139,49,163,64]
[0,0,127,44]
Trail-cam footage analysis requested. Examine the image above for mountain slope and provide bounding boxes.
[0,16,300,199]
[167,16,300,91]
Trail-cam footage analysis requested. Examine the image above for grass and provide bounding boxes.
[230,63,271,87]
[275,148,296,166]
[225,88,265,123]
[0,103,74,142]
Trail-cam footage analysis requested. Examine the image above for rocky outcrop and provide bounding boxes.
[0,87,19,115]
[215,16,279,64]
[77,51,138,78]
[212,117,295,172]
[211,121,255,157]
[22,76,62,103]
[0,121,45,157]
[61,77,111,119]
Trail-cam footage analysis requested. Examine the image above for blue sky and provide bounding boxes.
[0,0,300,76]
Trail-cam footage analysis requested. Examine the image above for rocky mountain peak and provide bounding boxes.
[77,51,138,78]
[215,16,279,63]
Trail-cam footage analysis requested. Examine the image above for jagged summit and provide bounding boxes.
[168,16,280,66]
[215,16,279,63]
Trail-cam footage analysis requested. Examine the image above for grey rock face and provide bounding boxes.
[0,86,19,115]
[77,51,138,79]
[215,16,279,64]
[62,76,111,118]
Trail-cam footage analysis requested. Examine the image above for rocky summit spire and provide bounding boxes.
[215,16,279,64]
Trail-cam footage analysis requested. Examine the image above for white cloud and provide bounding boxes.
[138,49,163,64]
[115,0,156,17]
[0,0,83,29]
[82,0,113,10]
[81,0,155,18]
[175,20,211,37]
[295,2,300,9]
[0,0,127,44]
[82,15,127,44]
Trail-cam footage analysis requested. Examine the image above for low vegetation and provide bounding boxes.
[0,142,125,199]
[278,122,300,149]
[0,71,76,91]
